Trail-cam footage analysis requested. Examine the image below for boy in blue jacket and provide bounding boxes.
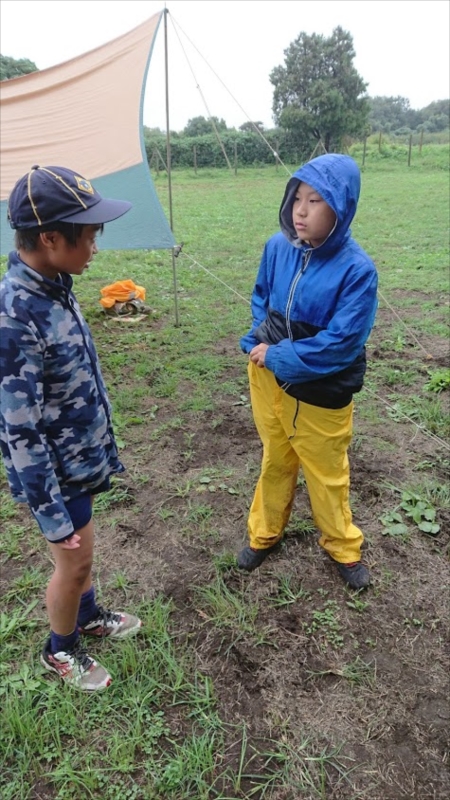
[0,165,142,690]
[238,154,378,590]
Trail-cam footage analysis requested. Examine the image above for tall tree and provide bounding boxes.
[0,54,38,81]
[270,27,369,153]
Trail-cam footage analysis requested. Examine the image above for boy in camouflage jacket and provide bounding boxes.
[0,165,142,690]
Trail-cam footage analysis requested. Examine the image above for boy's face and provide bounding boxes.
[20,224,101,280]
[292,182,336,247]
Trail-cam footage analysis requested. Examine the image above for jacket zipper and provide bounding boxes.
[280,250,312,391]
[285,249,312,340]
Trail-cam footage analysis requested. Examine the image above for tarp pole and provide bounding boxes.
[164,7,180,326]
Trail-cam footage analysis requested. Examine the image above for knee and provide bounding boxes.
[75,553,93,583]
[58,554,93,587]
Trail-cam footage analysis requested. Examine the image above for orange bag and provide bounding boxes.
[99,280,146,309]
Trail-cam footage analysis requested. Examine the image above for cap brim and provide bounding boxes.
[59,198,132,225]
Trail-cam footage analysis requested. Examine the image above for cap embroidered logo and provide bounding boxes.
[75,177,95,195]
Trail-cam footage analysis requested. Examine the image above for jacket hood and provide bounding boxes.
[279,154,361,252]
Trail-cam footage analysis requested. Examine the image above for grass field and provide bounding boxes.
[1,149,449,800]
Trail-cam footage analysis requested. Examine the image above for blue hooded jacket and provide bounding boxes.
[240,154,378,408]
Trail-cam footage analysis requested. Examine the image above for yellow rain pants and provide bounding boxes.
[247,361,363,564]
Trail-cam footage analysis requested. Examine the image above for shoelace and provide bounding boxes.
[69,641,94,670]
[95,606,122,633]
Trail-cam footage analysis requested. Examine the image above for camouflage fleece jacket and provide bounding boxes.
[0,251,125,542]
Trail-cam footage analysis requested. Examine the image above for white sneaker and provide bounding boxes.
[41,638,112,691]
[79,606,142,638]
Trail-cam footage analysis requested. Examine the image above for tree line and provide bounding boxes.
[144,98,449,170]
[2,24,448,167]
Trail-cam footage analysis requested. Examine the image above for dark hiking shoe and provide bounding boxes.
[237,543,280,572]
[335,561,370,589]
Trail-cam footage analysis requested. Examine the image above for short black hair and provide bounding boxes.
[15,222,103,251]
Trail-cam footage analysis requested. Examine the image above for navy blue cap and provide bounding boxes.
[7,165,132,229]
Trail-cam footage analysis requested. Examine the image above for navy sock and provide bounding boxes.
[50,629,79,655]
[77,586,100,627]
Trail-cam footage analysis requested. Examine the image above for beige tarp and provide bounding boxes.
[0,11,176,252]
[0,13,161,200]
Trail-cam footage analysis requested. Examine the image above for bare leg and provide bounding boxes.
[46,519,94,635]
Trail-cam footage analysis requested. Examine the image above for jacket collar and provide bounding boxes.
[7,250,73,297]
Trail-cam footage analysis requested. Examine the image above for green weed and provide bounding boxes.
[0,600,40,646]
[345,592,370,613]
[399,489,440,535]
[5,568,47,602]
[93,479,134,511]
[425,367,450,393]
[305,599,344,650]
[387,395,449,439]
[270,576,311,608]
[285,512,316,536]
[193,573,264,643]
[0,492,19,521]
[382,484,441,536]
[380,510,410,540]
[197,471,240,495]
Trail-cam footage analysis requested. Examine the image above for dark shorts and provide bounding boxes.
[65,478,110,531]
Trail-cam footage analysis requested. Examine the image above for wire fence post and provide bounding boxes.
[408,134,412,167]
[362,136,367,167]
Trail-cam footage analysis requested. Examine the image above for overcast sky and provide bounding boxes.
[1,0,449,131]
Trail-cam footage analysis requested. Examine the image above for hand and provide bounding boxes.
[57,534,81,550]
[249,343,269,368]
